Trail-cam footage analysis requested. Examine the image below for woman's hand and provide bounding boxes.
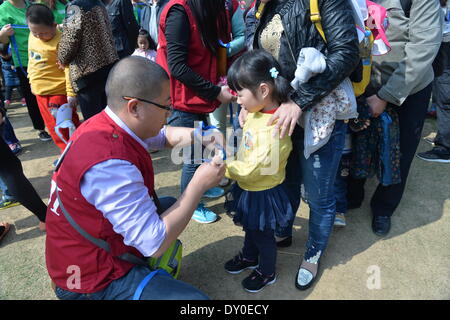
[238,107,248,128]
[217,86,237,104]
[267,99,302,138]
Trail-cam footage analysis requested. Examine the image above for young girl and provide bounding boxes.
[132,29,157,62]
[223,50,294,293]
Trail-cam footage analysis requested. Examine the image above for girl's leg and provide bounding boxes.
[1,115,19,145]
[248,229,276,276]
[35,95,69,152]
[0,137,47,223]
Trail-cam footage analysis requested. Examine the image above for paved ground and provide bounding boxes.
[0,102,449,300]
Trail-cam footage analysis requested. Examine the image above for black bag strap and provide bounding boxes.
[55,186,148,267]
[399,0,412,18]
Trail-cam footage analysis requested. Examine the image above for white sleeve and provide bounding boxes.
[80,159,167,257]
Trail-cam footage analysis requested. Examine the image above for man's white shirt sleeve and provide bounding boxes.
[80,159,167,257]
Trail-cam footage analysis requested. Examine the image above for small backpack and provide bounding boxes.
[310,0,390,97]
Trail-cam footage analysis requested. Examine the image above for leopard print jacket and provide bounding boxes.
[58,1,118,92]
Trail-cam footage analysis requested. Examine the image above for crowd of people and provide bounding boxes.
[0,0,448,299]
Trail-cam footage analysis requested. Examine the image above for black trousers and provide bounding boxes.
[76,64,114,120]
[16,67,45,131]
[0,137,47,222]
[347,84,433,217]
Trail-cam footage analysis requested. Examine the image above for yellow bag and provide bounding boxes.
[310,0,374,97]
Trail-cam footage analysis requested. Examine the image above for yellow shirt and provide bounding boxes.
[27,30,74,96]
[225,111,293,192]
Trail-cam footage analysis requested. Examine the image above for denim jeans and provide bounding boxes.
[167,109,209,194]
[278,120,347,258]
[55,196,209,300]
[55,265,209,300]
[334,152,352,214]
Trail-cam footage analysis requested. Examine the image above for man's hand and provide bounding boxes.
[267,99,302,138]
[366,94,387,118]
[217,85,237,104]
[191,157,226,192]
[67,96,78,109]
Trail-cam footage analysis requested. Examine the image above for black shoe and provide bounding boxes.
[224,252,258,274]
[372,215,391,237]
[295,260,320,291]
[416,148,450,163]
[38,131,52,142]
[276,236,292,248]
[242,269,277,293]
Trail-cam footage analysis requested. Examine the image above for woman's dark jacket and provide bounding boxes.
[249,0,360,112]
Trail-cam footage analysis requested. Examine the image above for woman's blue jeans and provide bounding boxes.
[278,120,347,258]
[167,110,209,194]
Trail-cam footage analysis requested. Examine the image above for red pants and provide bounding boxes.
[35,95,81,152]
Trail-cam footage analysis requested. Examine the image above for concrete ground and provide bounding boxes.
[0,102,449,300]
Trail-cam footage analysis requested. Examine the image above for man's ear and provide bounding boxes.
[126,99,140,117]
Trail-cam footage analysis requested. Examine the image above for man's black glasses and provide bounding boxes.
[123,96,172,112]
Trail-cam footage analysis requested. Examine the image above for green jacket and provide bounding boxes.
[371,0,443,106]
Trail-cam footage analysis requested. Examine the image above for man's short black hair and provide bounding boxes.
[105,56,169,111]
[26,3,55,27]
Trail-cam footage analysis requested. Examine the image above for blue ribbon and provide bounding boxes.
[218,39,230,48]
[132,268,171,300]
[11,24,29,29]
[380,112,393,186]
[9,24,29,75]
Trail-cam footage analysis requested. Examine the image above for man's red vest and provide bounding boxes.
[156,0,221,114]
[45,111,155,293]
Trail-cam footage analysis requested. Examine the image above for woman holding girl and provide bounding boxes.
[242,0,360,290]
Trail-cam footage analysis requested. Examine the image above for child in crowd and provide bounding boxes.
[26,3,80,153]
[132,29,157,62]
[0,44,26,107]
[223,50,294,293]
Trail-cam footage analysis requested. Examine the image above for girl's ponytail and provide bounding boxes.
[272,74,291,104]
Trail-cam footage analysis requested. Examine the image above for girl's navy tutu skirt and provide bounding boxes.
[225,182,295,232]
